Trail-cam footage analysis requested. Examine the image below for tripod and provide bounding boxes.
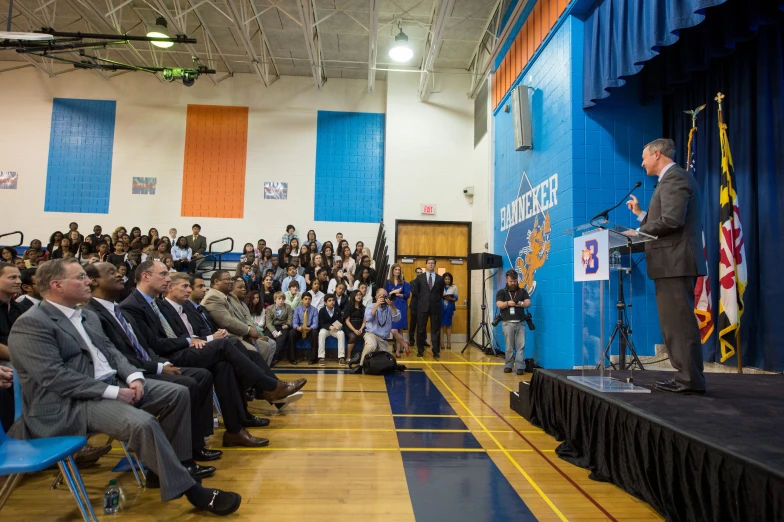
[598,241,644,372]
[465,268,502,357]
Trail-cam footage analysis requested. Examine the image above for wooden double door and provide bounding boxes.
[394,221,471,339]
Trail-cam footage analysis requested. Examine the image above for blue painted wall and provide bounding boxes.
[45,98,116,214]
[492,15,664,368]
[314,111,385,223]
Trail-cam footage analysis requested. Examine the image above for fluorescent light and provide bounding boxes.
[146,31,173,48]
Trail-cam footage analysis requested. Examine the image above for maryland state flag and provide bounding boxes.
[716,94,747,364]
[688,126,714,343]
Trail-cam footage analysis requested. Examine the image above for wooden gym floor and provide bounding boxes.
[1,345,662,521]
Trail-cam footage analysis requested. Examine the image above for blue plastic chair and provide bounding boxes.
[0,371,97,521]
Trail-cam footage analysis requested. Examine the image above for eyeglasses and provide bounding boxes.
[58,273,89,282]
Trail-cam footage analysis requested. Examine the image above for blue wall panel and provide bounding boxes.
[45,98,116,214]
[314,111,385,223]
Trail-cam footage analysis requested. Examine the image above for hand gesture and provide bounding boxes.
[117,388,136,404]
[626,194,642,216]
[129,380,145,403]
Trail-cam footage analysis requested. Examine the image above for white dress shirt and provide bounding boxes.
[48,300,144,400]
[93,297,166,375]
[637,162,676,223]
[165,298,214,342]
[15,295,41,306]
[309,290,325,310]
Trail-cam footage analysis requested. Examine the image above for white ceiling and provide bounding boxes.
[0,0,508,93]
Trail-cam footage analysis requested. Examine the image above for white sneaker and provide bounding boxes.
[272,391,304,411]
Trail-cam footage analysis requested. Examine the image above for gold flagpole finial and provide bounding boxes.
[715,92,725,124]
[683,104,706,129]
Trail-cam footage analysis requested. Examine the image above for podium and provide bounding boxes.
[565,221,656,393]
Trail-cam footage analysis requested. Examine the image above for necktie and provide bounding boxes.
[196,305,212,329]
[150,299,177,339]
[428,273,433,290]
[302,309,308,339]
[178,305,195,337]
[113,304,152,362]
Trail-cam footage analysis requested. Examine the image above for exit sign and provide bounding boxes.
[421,204,436,216]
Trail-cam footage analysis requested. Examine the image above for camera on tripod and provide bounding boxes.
[492,311,535,330]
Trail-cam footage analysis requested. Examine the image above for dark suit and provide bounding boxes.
[186,235,207,273]
[411,271,445,355]
[84,298,214,451]
[639,164,706,390]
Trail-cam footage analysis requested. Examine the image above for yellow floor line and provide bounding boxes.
[217,447,487,452]
[403,361,505,366]
[445,350,516,393]
[422,361,570,522]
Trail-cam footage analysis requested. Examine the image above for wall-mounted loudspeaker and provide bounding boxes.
[511,85,532,151]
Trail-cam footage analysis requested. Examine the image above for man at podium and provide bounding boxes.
[626,138,707,394]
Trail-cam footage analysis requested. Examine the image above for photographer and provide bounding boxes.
[495,269,531,375]
[351,288,400,374]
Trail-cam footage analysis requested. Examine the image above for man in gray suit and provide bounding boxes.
[627,138,707,393]
[8,258,241,515]
[186,223,207,274]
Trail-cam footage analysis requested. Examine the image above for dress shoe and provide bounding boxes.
[241,416,271,428]
[349,352,361,366]
[289,360,298,365]
[516,369,524,376]
[350,366,363,374]
[656,378,675,387]
[417,351,424,357]
[262,378,307,402]
[503,367,512,373]
[272,391,303,410]
[187,463,217,481]
[73,443,112,468]
[222,428,270,448]
[193,448,223,462]
[433,353,440,360]
[245,390,255,402]
[654,381,706,395]
[200,489,242,516]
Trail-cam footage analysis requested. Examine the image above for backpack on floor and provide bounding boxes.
[362,351,404,375]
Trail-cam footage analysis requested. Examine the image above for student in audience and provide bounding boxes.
[160,236,172,249]
[166,228,176,244]
[352,287,401,373]
[67,222,83,242]
[315,268,330,297]
[84,262,220,463]
[187,224,207,273]
[111,226,126,244]
[240,243,256,264]
[308,279,325,310]
[260,274,277,309]
[317,293,346,366]
[77,242,93,264]
[335,232,344,245]
[244,290,265,328]
[327,267,346,294]
[27,239,48,266]
[263,269,281,293]
[360,255,377,283]
[67,230,82,254]
[344,290,365,363]
[264,291,294,365]
[116,263,129,283]
[163,255,176,273]
[130,227,142,241]
[305,253,325,285]
[51,237,71,260]
[0,262,24,362]
[237,263,258,292]
[282,225,298,247]
[297,249,310,270]
[308,242,318,258]
[306,230,322,252]
[352,241,365,264]
[120,234,132,249]
[107,240,126,266]
[385,264,411,357]
[254,239,266,258]
[13,258,26,271]
[9,259,242,514]
[322,245,336,270]
[441,272,457,350]
[171,236,192,272]
[16,268,41,307]
[147,228,160,245]
[140,235,152,251]
[61,250,76,260]
[235,251,260,281]
[341,246,356,279]
[282,264,307,297]
[291,255,306,277]
[270,256,286,284]
[285,280,302,310]
[334,281,349,312]
[1,247,18,265]
[101,234,114,249]
[289,237,300,258]
[95,241,110,263]
[152,240,170,261]
[353,267,374,307]
[338,239,350,255]
[47,231,64,256]
[292,292,319,364]
[255,248,270,272]
[277,245,291,267]
[86,225,103,244]
[201,270,277,365]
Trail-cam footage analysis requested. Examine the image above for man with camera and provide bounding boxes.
[495,269,532,375]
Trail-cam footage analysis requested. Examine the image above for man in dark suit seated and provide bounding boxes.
[8,258,241,515]
[410,258,445,359]
[120,261,306,446]
[84,262,221,462]
[186,224,207,274]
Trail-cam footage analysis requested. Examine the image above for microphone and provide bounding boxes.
[590,181,642,223]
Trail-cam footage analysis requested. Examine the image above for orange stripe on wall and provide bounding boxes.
[181,105,248,218]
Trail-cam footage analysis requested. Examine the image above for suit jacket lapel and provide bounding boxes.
[91,300,133,351]
[41,301,91,354]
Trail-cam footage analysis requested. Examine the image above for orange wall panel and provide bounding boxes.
[181,105,248,219]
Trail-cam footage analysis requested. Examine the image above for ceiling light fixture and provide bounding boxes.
[388,23,413,63]
[147,16,173,48]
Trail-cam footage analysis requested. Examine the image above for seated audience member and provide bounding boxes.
[305,230,322,252]
[281,225,298,247]
[111,226,126,244]
[297,247,310,266]
[47,232,64,257]
[107,240,127,266]
[51,237,71,259]
[0,263,25,363]
[141,236,153,253]
[333,282,349,312]
[94,241,110,262]
[116,263,129,282]
[121,263,304,443]
[254,239,267,259]
[61,249,76,260]
[307,242,318,258]
[305,253,326,286]
[68,230,83,254]
[231,277,252,316]
[359,254,377,281]
[284,280,302,310]
[67,222,84,243]
[16,268,41,307]
[352,287,401,373]
[186,224,207,273]
[9,258,241,515]
[13,258,26,271]
[147,228,160,246]
[308,279,325,311]
[77,242,93,264]
[26,239,47,266]
[168,228,177,244]
[317,294,346,367]
[152,240,170,261]
[259,248,274,272]
[277,246,291,268]
[264,292,294,364]
[340,247,357,283]
[86,225,103,244]
[130,227,142,242]
[244,290,265,328]
[282,264,307,296]
[321,245,336,270]
[270,256,286,284]
[353,268,374,307]
[240,243,257,264]
[327,267,348,294]
[335,232,344,245]
[260,275,276,309]
[84,263,220,463]
[201,271,276,365]
[352,241,365,264]
[263,269,282,293]
[235,253,261,282]
[171,236,192,272]
[1,247,18,265]
[289,238,301,258]
[292,292,319,364]
[238,263,259,292]
[101,234,114,248]
[316,268,330,297]
[344,290,366,362]
[163,254,176,273]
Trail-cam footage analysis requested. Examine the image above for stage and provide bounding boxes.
[515,369,784,522]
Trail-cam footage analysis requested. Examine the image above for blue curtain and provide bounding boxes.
[583,0,729,108]
[658,9,784,370]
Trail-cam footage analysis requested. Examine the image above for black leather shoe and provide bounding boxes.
[656,378,675,387]
[417,351,424,357]
[433,353,440,360]
[187,463,217,481]
[350,366,362,374]
[654,381,706,395]
[245,390,255,402]
[503,368,512,373]
[241,416,271,428]
[516,369,524,375]
[193,448,223,462]
[201,489,242,516]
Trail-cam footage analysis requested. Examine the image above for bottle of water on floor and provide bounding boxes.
[104,479,120,514]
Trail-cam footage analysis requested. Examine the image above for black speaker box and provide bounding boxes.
[467,253,503,270]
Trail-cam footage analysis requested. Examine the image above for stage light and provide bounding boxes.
[147,16,173,48]
[389,26,413,63]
